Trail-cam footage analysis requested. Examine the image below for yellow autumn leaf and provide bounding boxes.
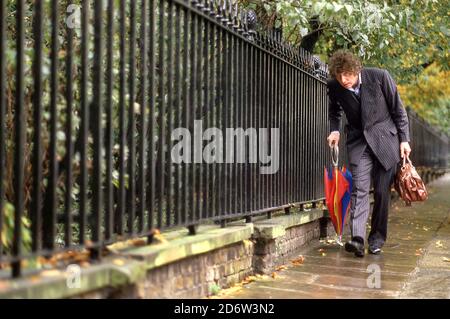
[152,233,168,244]
[216,285,242,296]
[40,269,62,277]
[131,238,147,246]
[275,265,288,271]
[113,259,125,266]
[435,241,444,248]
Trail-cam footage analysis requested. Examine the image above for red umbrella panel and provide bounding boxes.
[324,149,352,242]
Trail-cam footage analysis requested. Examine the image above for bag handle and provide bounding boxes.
[330,144,339,167]
[402,154,412,167]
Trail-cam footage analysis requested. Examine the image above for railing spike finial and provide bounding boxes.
[221,0,226,13]
[289,44,295,59]
[244,9,257,40]
[285,42,289,55]
[285,42,290,57]
[219,0,230,24]
[214,0,223,20]
[261,30,267,45]
[231,1,239,29]
[202,0,210,13]
[211,0,216,14]
[226,0,234,26]
[240,10,248,35]
[246,9,257,33]
[236,8,244,34]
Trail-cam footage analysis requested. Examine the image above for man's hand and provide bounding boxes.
[400,142,411,159]
[327,131,340,147]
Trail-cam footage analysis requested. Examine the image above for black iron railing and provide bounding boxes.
[406,108,449,169]
[0,0,448,279]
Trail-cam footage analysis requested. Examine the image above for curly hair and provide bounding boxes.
[328,50,362,79]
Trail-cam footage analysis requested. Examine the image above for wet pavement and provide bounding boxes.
[217,173,450,299]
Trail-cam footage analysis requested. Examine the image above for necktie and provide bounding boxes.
[352,90,360,103]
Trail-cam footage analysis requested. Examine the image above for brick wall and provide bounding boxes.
[73,218,333,299]
[253,219,334,274]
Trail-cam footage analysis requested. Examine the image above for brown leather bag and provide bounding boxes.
[394,156,428,206]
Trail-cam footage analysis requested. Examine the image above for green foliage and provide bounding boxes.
[240,0,448,78]
[240,0,449,130]
[398,63,450,135]
[1,0,448,257]
[1,201,32,254]
[2,0,139,251]
[209,283,221,295]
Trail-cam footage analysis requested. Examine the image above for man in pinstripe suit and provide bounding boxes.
[326,50,411,257]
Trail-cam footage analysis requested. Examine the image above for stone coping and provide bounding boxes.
[252,209,326,240]
[0,223,253,299]
[120,223,254,269]
[0,209,328,299]
[0,259,146,299]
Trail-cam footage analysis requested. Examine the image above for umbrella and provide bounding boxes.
[324,145,352,244]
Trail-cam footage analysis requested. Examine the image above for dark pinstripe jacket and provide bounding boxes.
[328,67,410,171]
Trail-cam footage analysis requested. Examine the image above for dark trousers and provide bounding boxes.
[349,144,397,247]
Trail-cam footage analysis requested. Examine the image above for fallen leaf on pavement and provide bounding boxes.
[72,251,90,263]
[275,265,288,271]
[29,275,41,283]
[107,236,153,252]
[0,281,10,290]
[113,259,125,266]
[241,276,257,284]
[271,272,278,279]
[41,269,62,277]
[215,285,242,296]
[291,256,305,266]
[130,238,147,247]
[152,232,168,244]
[442,257,450,263]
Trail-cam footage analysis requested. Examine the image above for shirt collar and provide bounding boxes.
[347,73,362,92]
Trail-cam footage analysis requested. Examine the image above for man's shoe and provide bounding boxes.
[345,238,365,257]
[369,247,382,255]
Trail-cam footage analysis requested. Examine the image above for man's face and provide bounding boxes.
[336,71,359,89]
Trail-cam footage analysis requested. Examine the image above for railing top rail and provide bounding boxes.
[173,0,329,81]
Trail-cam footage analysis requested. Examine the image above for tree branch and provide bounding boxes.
[406,28,428,41]
[301,26,331,38]
[286,24,298,42]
